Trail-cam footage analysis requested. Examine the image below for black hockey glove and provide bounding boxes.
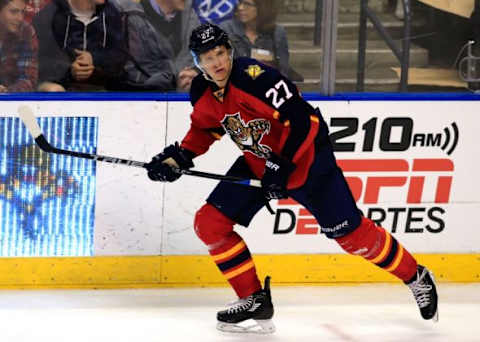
[146,142,194,182]
[261,153,296,200]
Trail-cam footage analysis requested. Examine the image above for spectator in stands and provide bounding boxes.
[33,0,127,91]
[111,0,176,91]
[24,0,50,23]
[0,0,38,92]
[220,0,303,81]
[192,0,237,24]
[128,0,200,91]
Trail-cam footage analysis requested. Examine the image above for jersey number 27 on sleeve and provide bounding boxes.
[265,80,293,108]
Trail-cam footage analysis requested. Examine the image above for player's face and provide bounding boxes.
[199,45,232,87]
[236,0,257,24]
[0,0,25,34]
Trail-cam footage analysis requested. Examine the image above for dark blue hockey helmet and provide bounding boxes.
[189,23,232,59]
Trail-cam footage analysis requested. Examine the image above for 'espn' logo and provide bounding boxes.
[338,158,453,204]
[273,158,453,235]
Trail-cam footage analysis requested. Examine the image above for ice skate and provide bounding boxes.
[407,265,439,322]
[216,276,275,334]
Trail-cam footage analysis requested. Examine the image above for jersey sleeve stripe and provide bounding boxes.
[290,117,319,164]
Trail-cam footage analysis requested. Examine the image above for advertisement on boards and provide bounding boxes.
[163,101,480,255]
[0,100,478,257]
[0,101,166,256]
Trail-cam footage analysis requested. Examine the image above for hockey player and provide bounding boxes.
[146,23,439,333]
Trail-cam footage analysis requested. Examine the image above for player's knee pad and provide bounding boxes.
[334,217,386,259]
[194,203,235,248]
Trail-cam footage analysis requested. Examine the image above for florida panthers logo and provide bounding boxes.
[221,113,271,159]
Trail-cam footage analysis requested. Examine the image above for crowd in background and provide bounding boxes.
[2,0,480,93]
[0,0,299,93]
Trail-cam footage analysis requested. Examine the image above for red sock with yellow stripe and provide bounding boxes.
[335,217,417,281]
[194,203,261,298]
[209,232,261,298]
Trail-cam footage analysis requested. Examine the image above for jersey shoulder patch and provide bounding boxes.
[232,57,281,84]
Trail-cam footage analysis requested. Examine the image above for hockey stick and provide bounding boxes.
[17,105,261,188]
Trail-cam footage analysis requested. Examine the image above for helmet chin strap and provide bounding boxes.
[193,48,235,85]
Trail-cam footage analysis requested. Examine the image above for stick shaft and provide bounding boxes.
[26,116,261,187]
[176,168,261,187]
[34,135,146,168]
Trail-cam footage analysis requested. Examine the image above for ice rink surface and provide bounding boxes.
[0,283,478,342]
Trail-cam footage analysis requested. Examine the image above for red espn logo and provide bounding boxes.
[275,159,453,235]
[339,158,453,204]
[279,158,453,205]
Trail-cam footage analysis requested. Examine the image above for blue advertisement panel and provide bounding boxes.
[0,117,97,256]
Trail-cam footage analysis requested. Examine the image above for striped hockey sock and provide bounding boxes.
[336,217,417,282]
[209,232,261,298]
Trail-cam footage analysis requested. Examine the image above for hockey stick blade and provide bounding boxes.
[18,105,42,138]
[18,105,53,152]
[17,105,261,187]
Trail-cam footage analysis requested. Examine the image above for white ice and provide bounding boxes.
[0,283,478,342]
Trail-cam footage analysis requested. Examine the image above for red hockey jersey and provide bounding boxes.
[181,57,320,189]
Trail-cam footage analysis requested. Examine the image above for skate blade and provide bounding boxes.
[217,319,275,334]
[432,309,439,322]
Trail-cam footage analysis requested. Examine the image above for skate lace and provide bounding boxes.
[226,296,254,314]
[408,268,432,308]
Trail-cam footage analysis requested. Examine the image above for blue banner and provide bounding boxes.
[0,117,98,256]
